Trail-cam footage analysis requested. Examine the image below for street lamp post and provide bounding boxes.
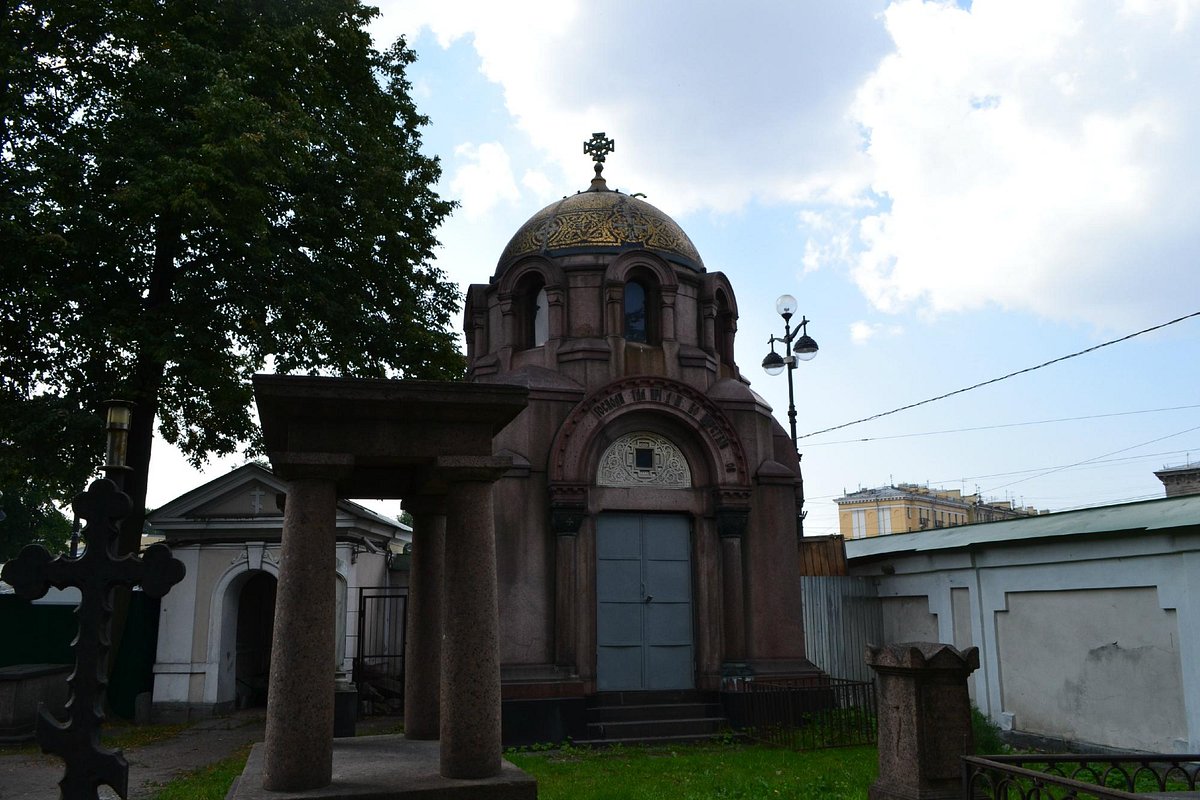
[761,294,818,535]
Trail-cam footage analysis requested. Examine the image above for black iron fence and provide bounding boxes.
[353,587,407,714]
[721,676,876,750]
[962,754,1200,799]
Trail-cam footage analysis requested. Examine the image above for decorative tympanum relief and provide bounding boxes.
[596,431,691,488]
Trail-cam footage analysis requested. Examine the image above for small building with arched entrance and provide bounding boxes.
[465,145,820,741]
[148,463,408,721]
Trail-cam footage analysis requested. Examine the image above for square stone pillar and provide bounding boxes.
[402,496,445,740]
[261,456,351,792]
[436,456,511,780]
[866,642,980,800]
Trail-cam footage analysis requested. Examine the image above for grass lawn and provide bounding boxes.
[508,742,878,800]
[142,740,877,800]
[148,745,253,800]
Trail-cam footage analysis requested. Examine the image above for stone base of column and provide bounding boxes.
[228,736,537,800]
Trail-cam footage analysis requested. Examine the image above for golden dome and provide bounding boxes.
[495,178,705,276]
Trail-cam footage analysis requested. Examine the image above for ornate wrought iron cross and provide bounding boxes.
[584,132,615,179]
[1,479,185,799]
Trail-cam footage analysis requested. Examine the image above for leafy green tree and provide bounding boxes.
[2,0,463,555]
[0,487,73,562]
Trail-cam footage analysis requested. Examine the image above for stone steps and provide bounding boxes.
[576,691,732,746]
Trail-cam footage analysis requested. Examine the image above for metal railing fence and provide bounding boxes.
[962,754,1200,799]
[722,677,877,750]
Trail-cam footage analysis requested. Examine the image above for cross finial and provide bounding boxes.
[583,132,615,183]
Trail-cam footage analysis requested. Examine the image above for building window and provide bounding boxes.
[624,280,648,343]
[715,291,735,366]
[515,273,549,349]
[532,287,549,346]
[877,508,892,535]
[851,509,866,538]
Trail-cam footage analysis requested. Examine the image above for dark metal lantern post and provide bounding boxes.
[0,401,185,800]
[761,294,818,536]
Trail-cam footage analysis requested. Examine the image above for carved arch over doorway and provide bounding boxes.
[548,376,750,495]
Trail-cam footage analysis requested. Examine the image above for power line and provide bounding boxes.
[801,404,1200,446]
[798,310,1200,440]
[804,446,1198,505]
[923,447,1200,485]
[982,424,1200,494]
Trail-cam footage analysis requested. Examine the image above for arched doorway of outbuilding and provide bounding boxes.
[207,558,281,713]
[234,571,277,708]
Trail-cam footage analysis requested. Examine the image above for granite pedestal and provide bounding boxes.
[866,642,980,800]
[229,735,536,800]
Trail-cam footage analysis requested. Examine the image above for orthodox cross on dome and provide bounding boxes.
[583,132,615,181]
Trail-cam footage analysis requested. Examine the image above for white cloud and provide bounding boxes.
[849,0,1200,326]
[376,0,1200,327]
[375,0,892,216]
[521,170,556,202]
[849,320,903,344]
[448,142,520,220]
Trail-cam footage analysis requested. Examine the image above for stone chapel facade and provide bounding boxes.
[465,146,819,738]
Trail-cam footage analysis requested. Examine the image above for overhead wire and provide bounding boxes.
[921,447,1200,485]
[800,404,1200,446]
[981,424,1200,494]
[797,310,1200,440]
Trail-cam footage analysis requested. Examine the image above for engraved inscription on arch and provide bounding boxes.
[597,431,691,488]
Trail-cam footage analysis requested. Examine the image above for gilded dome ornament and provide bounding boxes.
[495,133,705,275]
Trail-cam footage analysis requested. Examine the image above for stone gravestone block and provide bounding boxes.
[866,642,980,800]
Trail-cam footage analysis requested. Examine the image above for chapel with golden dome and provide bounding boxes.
[464,134,819,743]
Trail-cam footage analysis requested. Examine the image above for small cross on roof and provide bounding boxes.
[584,132,615,181]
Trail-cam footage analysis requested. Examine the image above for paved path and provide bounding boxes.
[0,712,404,800]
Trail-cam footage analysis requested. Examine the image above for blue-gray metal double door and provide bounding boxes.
[596,514,694,691]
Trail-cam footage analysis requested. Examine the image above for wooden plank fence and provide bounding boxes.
[800,575,883,682]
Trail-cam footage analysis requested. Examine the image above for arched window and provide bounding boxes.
[532,287,549,347]
[624,280,648,343]
[515,273,548,349]
[715,291,735,366]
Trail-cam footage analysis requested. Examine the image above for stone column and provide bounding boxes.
[550,500,585,668]
[701,298,717,354]
[261,462,347,792]
[717,508,749,663]
[661,285,678,342]
[403,496,446,740]
[866,642,980,800]
[437,456,510,780]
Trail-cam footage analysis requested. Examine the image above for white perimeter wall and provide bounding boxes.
[849,530,1200,753]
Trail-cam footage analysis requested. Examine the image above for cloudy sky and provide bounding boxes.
[149,0,1200,537]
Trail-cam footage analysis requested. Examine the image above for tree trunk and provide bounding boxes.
[115,214,179,556]
[107,216,178,714]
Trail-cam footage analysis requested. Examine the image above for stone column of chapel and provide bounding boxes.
[550,501,584,668]
[402,495,446,740]
[260,461,348,792]
[436,456,511,780]
[701,297,717,353]
[720,529,747,662]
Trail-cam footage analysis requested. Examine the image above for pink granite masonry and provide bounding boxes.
[866,642,980,800]
[437,457,510,779]
[262,475,339,791]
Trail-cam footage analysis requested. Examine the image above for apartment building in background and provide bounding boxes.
[834,483,1041,539]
